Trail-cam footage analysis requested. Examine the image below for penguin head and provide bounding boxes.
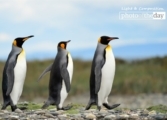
[13,35,34,48]
[98,36,119,45]
[58,40,71,49]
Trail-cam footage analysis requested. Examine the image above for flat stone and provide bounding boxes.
[50,112,59,116]
[58,114,69,120]
[9,115,19,120]
[34,110,46,114]
[154,114,165,120]
[149,110,157,115]
[104,114,116,120]
[0,113,4,116]
[15,108,23,113]
[37,115,48,119]
[27,114,38,119]
[129,113,139,119]
[119,114,129,119]
[86,113,96,119]
[55,110,65,115]
[0,110,9,113]
[45,113,56,118]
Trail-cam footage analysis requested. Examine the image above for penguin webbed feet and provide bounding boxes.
[103,103,120,110]
[11,105,17,112]
[42,101,50,109]
[58,105,73,111]
[18,106,27,110]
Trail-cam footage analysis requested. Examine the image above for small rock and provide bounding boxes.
[0,113,4,116]
[129,113,139,119]
[86,113,96,120]
[45,113,56,118]
[99,109,108,114]
[58,114,68,120]
[34,110,46,114]
[27,114,38,119]
[15,108,23,113]
[149,110,156,115]
[49,108,57,111]
[37,115,48,119]
[50,112,59,116]
[85,109,96,113]
[0,110,9,113]
[119,114,129,119]
[104,114,116,120]
[108,110,115,114]
[55,110,65,115]
[154,114,165,120]
[9,115,19,120]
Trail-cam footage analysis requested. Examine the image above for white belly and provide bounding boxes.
[59,53,73,108]
[98,47,115,105]
[10,50,27,105]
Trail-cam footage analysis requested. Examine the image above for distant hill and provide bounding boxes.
[0,56,167,100]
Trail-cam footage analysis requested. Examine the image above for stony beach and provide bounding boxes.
[1,94,167,120]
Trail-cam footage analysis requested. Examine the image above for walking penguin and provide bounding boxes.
[1,35,34,111]
[38,40,73,110]
[85,36,120,111]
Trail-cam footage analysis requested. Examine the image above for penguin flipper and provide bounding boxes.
[61,64,70,93]
[95,62,103,94]
[37,64,53,81]
[6,54,18,96]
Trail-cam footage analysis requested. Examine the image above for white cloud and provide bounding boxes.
[0,33,12,42]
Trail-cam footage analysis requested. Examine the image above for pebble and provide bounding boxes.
[85,113,96,119]
[9,115,19,120]
[15,108,23,113]
[129,113,139,119]
[104,114,116,120]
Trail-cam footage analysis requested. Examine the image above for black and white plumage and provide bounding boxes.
[38,40,73,110]
[85,36,120,111]
[1,35,34,111]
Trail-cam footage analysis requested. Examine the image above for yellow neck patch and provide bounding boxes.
[106,45,112,51]
[13,40,17,46]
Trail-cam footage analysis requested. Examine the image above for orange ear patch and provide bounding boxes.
[60,43,65,49]
[98,37,101,43]
[13,40,17,46]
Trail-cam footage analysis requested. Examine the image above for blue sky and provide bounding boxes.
[0,0,167,61]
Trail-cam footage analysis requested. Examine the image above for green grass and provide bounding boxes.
[147,104,167,113]
[0,56,167,100]
[66,103,84,114]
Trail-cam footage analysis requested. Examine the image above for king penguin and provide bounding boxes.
[1,35,34,111]
[38,40,73,110]
[85,36,120,111]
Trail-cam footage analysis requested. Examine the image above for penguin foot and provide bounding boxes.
[42,101,50,109]
[97,106,101,111]
[18,106,27,110]
[85,104,91,110]
[58,105,73,111]
[103,103,120,110]
[1,105,7,110]
[85,100,94,110]
[11,105,17,112]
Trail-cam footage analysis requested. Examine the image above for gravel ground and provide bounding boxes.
[75,93,167,109]
[1,94,167,120]
[34,93,167,109]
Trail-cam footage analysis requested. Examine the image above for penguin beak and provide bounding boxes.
[108,37,119,41]
[23,35,34,41]
[66,40,71,43]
